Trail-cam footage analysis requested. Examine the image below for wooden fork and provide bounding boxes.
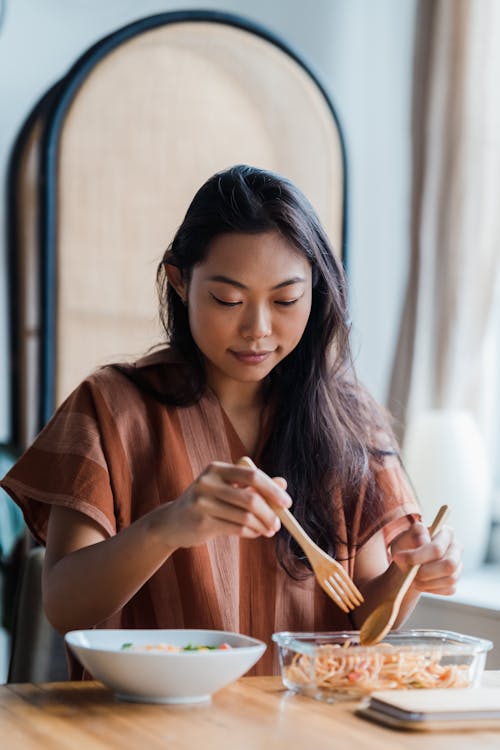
[238,456,364,613]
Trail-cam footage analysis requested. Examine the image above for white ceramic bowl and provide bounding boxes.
[65,628,266,704]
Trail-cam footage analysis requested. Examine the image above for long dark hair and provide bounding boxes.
[155,164,395,576]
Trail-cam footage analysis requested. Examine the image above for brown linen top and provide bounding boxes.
[1,348,420,676]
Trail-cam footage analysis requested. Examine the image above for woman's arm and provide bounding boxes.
[350,519,462,629]
[43,461,291,633]
[43,504,176,632]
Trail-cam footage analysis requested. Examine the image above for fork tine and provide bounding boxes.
[347,580,364,605]
[321,578,350,613]
[323,574,355,610]
[331,572,364,607]
[331,566,364,605]
[327,579,356,610]
[347,577,364,604]
[327,575,360,610]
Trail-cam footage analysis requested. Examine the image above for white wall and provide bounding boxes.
[0,0,417,442]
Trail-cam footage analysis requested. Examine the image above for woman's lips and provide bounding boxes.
[229,350,274,364]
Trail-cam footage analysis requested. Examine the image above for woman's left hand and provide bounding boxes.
[390,521,463,595]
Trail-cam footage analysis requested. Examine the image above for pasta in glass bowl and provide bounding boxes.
[272,630,492,702]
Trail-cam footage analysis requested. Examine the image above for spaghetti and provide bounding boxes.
[286,641,471,696]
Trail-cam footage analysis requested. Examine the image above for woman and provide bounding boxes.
[1,165,461,677]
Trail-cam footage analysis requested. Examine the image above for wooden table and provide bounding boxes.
[1,673,499,749]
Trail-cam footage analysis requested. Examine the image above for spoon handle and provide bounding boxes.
[427,504,451,536]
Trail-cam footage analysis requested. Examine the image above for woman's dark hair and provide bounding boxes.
[155,164,395,577]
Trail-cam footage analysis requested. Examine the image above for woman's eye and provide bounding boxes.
[210,293,241,307]
[275,299,299,306]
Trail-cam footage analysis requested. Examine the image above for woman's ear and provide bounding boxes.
[164,262,187,304]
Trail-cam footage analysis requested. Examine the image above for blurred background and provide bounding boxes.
[0,0,499,681]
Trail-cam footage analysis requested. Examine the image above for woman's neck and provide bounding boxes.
[205,369,265,415]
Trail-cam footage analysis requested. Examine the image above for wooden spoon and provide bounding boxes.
[359,504,450,646]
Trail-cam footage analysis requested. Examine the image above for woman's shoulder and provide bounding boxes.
[130,345,187,370]
[83,345,197,407]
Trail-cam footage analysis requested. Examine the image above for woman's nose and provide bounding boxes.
[240,304,272,340]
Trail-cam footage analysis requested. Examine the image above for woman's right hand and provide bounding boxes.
[157,460,292,549]
[43,460,291,632]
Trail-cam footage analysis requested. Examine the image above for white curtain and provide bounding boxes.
[389,0,500,458]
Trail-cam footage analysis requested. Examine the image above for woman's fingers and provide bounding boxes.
[413,539,463,592]
[272,476,287,490]
[391,525,462,595]
[188,508,263,540]
[414,537,461,578]
[198,472,280,533]
[413,561,463,595]
[391,521,430,558]
[204,461,292,509]
[187,460,292,539]
[392,525,451,567]
[195,495,279,537]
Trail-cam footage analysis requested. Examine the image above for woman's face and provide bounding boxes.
[181,231,312,395]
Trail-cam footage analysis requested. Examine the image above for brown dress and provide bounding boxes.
[1,348,420,676]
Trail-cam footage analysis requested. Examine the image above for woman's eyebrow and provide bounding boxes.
[272,276,306,290]
[207,274,306,290]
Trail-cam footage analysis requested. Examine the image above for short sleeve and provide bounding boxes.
[0,377,118,545]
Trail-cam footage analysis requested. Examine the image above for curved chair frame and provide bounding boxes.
[7,83,62,449]
[7,9,348,448]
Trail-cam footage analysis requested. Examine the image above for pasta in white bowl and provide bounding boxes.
[65,629,265,703]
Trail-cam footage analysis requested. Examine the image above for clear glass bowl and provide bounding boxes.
[272,629,493,702]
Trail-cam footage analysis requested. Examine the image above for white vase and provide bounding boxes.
[402,409,492,573]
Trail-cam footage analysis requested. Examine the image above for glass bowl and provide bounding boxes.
[272,629,493,702]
